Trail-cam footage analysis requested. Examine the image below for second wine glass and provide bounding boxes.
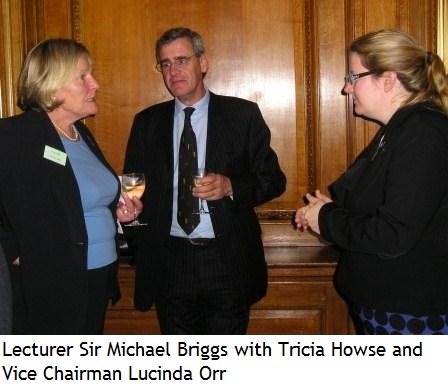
[121,172,147,226]
[193,168,210,214]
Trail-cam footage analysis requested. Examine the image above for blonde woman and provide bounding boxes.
[296,30,448,334]
[0,39,140,334]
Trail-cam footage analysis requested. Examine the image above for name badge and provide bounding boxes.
[43,145,67,166]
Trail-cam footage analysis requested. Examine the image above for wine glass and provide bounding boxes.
[193,167,210,214]
[121,172,147,226]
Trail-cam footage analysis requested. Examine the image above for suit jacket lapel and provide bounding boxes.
[160,103,175,176]
[32,111,87,236]
[205,93,226,172]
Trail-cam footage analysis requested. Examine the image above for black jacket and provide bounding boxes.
[319,103,448,314]
[0,244,12,334]
[0,109,120,334]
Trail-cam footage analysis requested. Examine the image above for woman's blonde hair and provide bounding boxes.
[350,29,448,113]
[18,38,90,111]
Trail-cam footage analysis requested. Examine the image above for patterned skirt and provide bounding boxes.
[350,303,448,335]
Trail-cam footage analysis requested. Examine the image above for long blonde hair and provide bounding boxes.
[350,29,448,114]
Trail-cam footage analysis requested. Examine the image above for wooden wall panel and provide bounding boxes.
[441,0,448,64]
[313,0,348,193]
[40,0,72,39]
[292,1,308,200]
[0,0,24,118]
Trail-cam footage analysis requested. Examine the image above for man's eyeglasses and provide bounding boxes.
[344,71,374,85]
[156,55,196,72]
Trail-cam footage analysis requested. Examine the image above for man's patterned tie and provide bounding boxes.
[177,107,199,234]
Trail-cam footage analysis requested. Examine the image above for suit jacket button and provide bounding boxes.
[76,241,86,246]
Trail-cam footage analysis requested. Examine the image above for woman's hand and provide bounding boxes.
[116,193,144,223]
[295,190,332,234]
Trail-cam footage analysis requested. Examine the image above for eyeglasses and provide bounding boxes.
[156,55,196,72]
[344,71,374,85]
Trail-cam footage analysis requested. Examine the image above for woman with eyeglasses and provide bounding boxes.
[295,29,448,334]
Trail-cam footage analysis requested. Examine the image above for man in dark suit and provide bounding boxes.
[124,27,286,334]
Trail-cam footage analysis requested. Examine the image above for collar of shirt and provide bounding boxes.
[174,88,210,168]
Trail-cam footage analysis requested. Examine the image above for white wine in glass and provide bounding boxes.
[121,172,147,226]
[193,168,210,214]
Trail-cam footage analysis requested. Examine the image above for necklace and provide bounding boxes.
[50,119,80,142]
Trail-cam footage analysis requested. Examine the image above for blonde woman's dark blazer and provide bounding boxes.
[0,109,120,334]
